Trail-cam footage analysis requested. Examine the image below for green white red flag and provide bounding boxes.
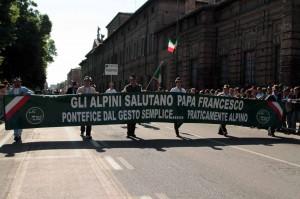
[168,39,177,53]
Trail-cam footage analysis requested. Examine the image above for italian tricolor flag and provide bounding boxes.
[168,39,177,53]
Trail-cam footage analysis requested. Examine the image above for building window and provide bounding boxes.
[244,51,255,85]
[274,45,280,83]
[134,41,137,59]
[141,37,145,56]
[151,7,155,14]
[219,55,229,85]
[191,59,198,88]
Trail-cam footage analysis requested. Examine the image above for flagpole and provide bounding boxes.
[145,61,164,91]
[175,0,179,77]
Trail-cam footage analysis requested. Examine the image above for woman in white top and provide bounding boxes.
[77,76,97,139]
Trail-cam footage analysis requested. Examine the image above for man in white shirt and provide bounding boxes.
[217,84,231,136]
[170,77,186,137]
[105,82,117,94]
[77,76,97,139]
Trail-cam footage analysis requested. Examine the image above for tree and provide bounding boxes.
[0,0,56,89]
[0,0,19,66]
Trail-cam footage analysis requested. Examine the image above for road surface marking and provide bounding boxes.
[155,193,170,199]
[97,157,112,170]
[6,129,36,199]
[179,128,300,169]
[0,131,12,148]
[85,151,132,198]
[90,130,109,147]
[0,154,82,161]
[104,156,123,170]
[117,157,134,170]
[7,153,30,199]
[140,196,152,199]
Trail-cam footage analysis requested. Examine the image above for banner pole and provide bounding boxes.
[145,61,164,91]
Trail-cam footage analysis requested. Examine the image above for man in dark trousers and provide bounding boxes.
[76,76,97,139]
[217,84,231,136]
[66,81,78,94]
[265,84,282,136]
[122,75,142,138]
[170,77,186,137]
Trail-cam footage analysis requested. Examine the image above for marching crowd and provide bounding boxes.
[187,84,300,135]
[0,75,300,143]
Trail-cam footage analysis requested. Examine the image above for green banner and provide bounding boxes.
[4,93,283,130]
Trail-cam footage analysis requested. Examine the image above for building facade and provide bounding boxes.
[67,67,81,86]
[81,0,300,92]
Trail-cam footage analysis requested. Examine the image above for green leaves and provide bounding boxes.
[0,0,56,89]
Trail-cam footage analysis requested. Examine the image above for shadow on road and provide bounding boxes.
[0,135,299,156]
[138,123,160,130]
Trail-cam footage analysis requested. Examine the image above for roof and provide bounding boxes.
[103,0,156,39]
[154,0,234,34]
[106,12,133,28]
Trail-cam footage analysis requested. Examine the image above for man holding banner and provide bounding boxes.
[217,84,231,136]
[76,76,97,139]
[8,77,33,143]
[170,77,186,137]
[122,75,142,138]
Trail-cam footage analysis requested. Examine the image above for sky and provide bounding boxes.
[35,0,147,85]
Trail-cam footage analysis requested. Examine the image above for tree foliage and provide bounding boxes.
[0,0,56,89]
[0,0,19,63]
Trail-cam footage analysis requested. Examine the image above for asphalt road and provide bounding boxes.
[0,122,300,199]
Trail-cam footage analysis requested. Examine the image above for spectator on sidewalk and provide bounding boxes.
[105,82,117,94]
[292,87,300,134]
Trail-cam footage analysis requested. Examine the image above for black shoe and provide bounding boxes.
[218,129,224,135]
[132,134,137,137]
[268,128,275,137]
[14,136,22,143]
[223,129,228,136]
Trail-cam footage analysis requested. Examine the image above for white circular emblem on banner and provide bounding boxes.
[256,109,271,125]
[26,107,45,125]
